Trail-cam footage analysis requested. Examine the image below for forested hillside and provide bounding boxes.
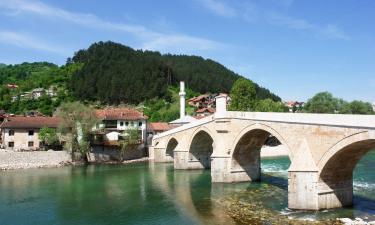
[71,41,280,104]
[0,62,79,115]
[0,41,281,117]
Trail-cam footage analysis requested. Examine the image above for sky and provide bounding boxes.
[0,0,374,102]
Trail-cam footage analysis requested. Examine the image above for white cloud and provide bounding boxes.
[266,12,350,40]
[194,0,349,41]
[196,0,237,18]
[0,0,223,53]
[0,30,70,55]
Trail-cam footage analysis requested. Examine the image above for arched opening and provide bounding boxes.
[318,139,375,209]
[231,128,291,184]
[166,138,178,158]
[188,130,213,169]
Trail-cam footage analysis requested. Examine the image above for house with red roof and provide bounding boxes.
[93,108,148,145]
[0,116,61,151]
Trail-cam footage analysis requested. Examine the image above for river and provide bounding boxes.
[0,150,374,225]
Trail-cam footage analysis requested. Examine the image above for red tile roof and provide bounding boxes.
[147,122,172,132]
[96,108,147,121]
[0,116,61,129]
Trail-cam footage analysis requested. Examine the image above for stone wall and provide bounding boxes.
[88,144,147,162]
[0,150,72,170]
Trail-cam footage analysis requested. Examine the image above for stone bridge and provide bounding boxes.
[149,97,375,210]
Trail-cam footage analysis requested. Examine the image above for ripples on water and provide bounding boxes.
[0,150,374,225]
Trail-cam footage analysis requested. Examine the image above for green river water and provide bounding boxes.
[0,150,374,225]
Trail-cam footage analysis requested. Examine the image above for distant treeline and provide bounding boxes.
[70,41,281,104]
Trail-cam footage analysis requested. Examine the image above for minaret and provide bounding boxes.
[179,81,186,119]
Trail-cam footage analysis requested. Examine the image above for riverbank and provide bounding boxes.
[261,145,289,158]
[0,145,289,171]
[0,149,72,170]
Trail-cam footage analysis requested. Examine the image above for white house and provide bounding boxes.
[94,108,148,143]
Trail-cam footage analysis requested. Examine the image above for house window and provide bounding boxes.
[28,141,34,147]
[28,130,34,136]
[8,130,14,136]
[138,122,142,127]
[8,142,14,147]
[125,122,129,126]
[120,121,124,126]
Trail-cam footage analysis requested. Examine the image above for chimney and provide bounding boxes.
[215,95,227,118]
[179,81,186,119]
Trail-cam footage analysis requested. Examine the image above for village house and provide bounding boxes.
[146,122,174,145]
[188,94,215,109]
[188,93,230,118]
[93,108,148,145]
[31,88,45,99]
[89,108,148,162]
[6,84,18,89]
[284,101,305,113]
[0,116,60,151]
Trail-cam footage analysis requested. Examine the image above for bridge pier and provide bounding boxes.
[288,171,319,210]
[211,156,231,182]
[174,150,189,169]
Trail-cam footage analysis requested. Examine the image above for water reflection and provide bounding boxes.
[0,151,374,225]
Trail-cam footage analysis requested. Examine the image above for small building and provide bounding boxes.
[285,101,305,113]
[6,84,18,89]
[0,116,60,151]
[31,88,45,99]
[146,122,174,145]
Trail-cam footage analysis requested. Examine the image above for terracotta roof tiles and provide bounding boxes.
[0,116,61,129]
[96,108,147,121]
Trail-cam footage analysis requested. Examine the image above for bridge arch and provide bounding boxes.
[187,126,215,169]
[229,123,292,182]
[165,137,178,159]
[316,131,375,208]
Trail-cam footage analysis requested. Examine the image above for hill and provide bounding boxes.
[71,41,280,104]
[0,41,281,118]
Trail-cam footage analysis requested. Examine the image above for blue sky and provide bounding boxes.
[0,0,374,102]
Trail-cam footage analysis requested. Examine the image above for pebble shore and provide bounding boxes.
[0,149,72,170]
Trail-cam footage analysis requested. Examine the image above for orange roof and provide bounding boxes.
[0,116,61,129]
[96,108,147,121]
[148,122,172,132]
[188,94,209,103]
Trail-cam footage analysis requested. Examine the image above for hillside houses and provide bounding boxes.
[10,86,57,102]
[188,93,230,117]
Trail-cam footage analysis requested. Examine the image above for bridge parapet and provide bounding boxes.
[226,111,375,129]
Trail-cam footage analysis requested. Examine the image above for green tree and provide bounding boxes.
[56,102,98,162]
[118,128,140,161]
[255,99,287,112]
[349,100,374,114]
[229,78,256,111]
[39,126,59,150]
[304,92,339,113]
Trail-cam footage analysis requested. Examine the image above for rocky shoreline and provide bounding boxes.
[0,149,151,170]
[0,149,73,170]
